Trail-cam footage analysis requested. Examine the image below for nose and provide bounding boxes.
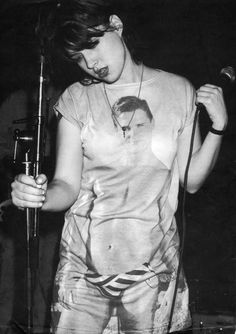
[82,50,98,71]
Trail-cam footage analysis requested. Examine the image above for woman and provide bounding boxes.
[11,0,227,333]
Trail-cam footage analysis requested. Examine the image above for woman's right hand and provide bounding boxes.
[11,174,48,209]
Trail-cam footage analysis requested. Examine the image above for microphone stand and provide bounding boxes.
[13,51,46,334]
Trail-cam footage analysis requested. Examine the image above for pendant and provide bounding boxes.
[121,126,130,138]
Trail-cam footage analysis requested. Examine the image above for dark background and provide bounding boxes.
[0,0,236,333]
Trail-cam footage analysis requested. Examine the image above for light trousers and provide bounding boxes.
[51,274,190,334]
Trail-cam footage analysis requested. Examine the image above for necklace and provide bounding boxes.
[103,64,144,138]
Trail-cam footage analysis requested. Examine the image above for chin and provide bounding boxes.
[102,75,118,84]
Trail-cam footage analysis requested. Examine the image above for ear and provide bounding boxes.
[109,15,123,35]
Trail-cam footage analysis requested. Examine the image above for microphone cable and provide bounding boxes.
[167,65,235,332]
[167,65,236,332]
[167,105,200,333]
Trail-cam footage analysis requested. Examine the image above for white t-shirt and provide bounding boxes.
[53,69,196,331]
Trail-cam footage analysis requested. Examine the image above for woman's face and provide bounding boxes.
[75,16,126,83]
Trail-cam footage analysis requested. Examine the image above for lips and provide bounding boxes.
[96,66,109,79]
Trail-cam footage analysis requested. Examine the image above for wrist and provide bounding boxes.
[212,118,228,132]
[209,126,226,136]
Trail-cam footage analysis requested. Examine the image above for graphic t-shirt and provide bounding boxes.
[53,69,196,332]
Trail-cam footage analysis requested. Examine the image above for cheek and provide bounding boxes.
[113,39,125,59]
[105,35,125,61]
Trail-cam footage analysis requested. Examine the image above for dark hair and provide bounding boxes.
[112,96,153,122]
[49,0,141,85]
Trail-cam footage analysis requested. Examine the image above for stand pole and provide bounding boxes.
[13,51,46,334]
[25,152,34,334]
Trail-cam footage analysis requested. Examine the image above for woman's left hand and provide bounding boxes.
[196,84,228,130]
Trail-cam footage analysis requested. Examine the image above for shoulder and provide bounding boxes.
[144,66,194,91]
[61,81,87,101]
[55,81,97,111]
[158,70,196,106]
[54,82,96,127]
[159,70,194,91]
[61,81,102,104]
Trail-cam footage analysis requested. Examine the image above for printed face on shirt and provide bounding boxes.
[112,96,154,143]
[74,16,126,83]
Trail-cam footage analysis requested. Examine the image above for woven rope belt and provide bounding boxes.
[85,262,152,298]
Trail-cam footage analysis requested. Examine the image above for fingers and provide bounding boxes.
[13,174,46,195]
[15,174,36,186]
[198,83,222,90]
[35,174,48,187]
[196,84,222,103]
[196,84,227,128]
[11,192,45,209]
[12,190,45,209]
[11,173,47,209]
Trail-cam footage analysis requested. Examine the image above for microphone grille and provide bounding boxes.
[220,66,235,83]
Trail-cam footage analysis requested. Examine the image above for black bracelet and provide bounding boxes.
[209,126,226,135]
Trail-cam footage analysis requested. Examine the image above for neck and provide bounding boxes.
[114,45,143,85]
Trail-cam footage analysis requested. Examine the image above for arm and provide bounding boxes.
[177,84,227,193]
[11,116,83,211]
[42,116,83,211]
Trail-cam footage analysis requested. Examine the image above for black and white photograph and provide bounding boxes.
[0,0,236,333]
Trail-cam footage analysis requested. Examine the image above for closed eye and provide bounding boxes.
[75,52,84,63]
[136,123,145,127]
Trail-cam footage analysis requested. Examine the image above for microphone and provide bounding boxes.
[218,66,235,92]
[197,66,235,113]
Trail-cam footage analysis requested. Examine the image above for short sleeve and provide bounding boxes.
[53,84,85,129]
[183,80,197,128]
